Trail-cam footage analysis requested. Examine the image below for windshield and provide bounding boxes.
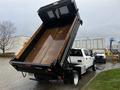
[70,49,83,56]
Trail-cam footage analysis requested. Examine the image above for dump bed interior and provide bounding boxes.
[10,0,82,71]
[25,24,71,65]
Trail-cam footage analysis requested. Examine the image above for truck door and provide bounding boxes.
[68,49,83,64]
[83,49,93,68]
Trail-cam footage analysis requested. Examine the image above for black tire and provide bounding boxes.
[63,72,71,84]
[72,71,79,86]
[63,78,69,84]
[63,70,80,86]
[34,73,42,80]
[92,62,96,71]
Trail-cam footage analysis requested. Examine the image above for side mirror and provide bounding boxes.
[89,50,93,56]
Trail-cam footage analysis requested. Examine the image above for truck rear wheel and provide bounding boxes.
[63,78,69,84]
[73,71,79,86]
[63,73,71,84]
[63,70,80,86]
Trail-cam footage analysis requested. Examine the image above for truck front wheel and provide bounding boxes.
[92,62,96,71]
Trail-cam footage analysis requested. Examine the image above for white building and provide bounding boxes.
[73,38,106,49]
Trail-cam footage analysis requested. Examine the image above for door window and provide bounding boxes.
[70,49,83,56]
[84,50,91,56]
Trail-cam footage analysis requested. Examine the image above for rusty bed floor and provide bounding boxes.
[25,24,71,65]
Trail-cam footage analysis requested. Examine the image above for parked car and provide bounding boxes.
[94,52,106,63]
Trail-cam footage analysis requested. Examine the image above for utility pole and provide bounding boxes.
[109,38,115,52]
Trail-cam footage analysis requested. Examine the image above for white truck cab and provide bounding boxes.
[68,48,96,74]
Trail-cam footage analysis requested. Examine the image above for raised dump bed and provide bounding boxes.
[10,0,82,73]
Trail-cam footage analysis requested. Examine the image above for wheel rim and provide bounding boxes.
[74,73,79,86]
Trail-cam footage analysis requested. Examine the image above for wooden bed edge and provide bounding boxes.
[16,24,43,59]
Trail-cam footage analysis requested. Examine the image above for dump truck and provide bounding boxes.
[10,0,84,85]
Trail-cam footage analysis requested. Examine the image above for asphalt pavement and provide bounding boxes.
[0,57,120,90]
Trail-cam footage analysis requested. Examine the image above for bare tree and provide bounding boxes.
[0,21,16,54]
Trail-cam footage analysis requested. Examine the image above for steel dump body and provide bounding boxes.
[10,0,82,74]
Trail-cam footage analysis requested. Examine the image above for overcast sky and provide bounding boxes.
[0,0,120,40]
